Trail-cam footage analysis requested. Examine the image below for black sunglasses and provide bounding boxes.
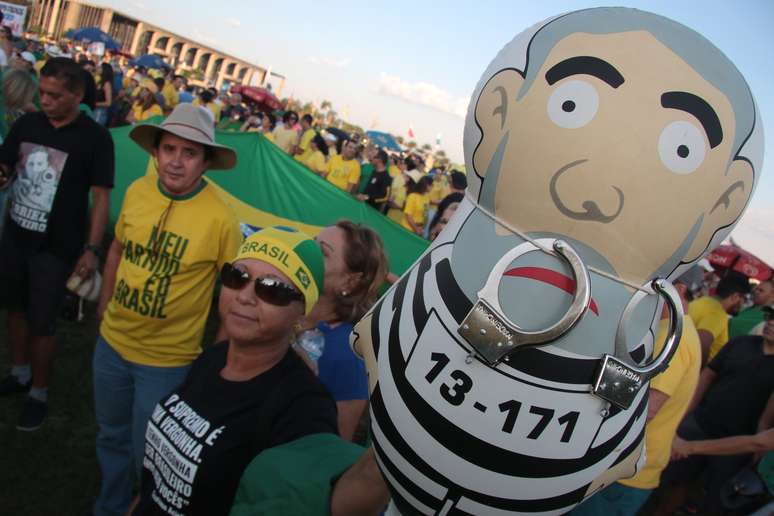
[220,263,304,306]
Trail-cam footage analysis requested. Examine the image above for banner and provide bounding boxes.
[109,123,429,277]
[0,1,26,37]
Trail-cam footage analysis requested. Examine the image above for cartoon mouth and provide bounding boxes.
[549,160,624,223]
[504,266,599,315]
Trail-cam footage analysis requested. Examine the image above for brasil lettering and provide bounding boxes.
[239,241,291,267]
[113,225,189,319]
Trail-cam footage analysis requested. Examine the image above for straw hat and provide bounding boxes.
[129,103,238,170]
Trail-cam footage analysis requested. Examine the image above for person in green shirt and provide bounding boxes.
[730,279,774,338]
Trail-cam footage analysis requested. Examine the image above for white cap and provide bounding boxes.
[20,51,36,65]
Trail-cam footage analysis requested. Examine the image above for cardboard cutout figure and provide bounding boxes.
[352,7,763,515]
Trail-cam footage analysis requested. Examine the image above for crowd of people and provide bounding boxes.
[0,26,772,516]
[572,266,774,516]
[4,34,467,244]
[0,32,396,515]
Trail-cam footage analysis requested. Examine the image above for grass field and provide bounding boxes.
[0,300,219,516]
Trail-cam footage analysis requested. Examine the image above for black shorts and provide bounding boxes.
[0,230,73,337]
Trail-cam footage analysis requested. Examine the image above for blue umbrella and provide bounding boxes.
[65,26,120,51]
[366,130,403,152]
[129,54,171,70]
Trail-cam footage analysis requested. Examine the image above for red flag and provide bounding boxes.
[408,125,415,138]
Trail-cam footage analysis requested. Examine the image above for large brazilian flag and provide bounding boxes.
[108,123,429,277]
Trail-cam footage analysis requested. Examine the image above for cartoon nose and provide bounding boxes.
[549,159,624,223]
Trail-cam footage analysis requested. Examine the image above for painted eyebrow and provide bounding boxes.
[545,56,625,88]
[661,91,723,148]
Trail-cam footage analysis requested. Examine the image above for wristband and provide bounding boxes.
[84,244,101,256]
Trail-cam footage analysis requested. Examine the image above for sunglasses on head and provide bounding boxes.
[220,263,304,306]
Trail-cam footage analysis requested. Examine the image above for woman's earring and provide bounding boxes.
[341,291,348,297]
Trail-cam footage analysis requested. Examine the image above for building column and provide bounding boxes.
[60,2,82,34]
[99,8,114,33]
[275,77,285,97]
[215,59,233,90]
[129,22,146,55]
[242,68,255,86]
[46,0,62,36]
[148,31,163,54]
[204,55,218,83]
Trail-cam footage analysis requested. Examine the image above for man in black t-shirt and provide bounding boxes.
[659,310,774,514]
[357,148,392,214]
[0,57,115,431]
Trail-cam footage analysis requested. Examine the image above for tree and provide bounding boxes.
[421,143,432,152]
[395,135,405,145]
[406,141,417,150]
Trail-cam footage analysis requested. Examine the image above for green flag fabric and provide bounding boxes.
[108,122,429,276]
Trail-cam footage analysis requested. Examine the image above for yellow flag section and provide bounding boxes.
[109,121,428,277]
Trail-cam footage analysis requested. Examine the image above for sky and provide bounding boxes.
[92,0,774,265]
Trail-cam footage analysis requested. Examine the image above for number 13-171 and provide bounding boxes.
[426,352,580,443]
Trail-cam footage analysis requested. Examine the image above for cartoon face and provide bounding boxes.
[26,150,52,180]
[472,31,755,284]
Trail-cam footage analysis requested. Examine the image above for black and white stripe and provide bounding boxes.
[365,240,648,515]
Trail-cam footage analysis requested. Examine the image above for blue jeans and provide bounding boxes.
[92,335,191,516]
[570,482,652,516]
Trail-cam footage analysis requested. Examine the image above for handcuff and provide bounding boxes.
[457,238,683,410]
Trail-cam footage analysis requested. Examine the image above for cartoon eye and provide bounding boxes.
[657,121,707,174]
[547,79,599,129]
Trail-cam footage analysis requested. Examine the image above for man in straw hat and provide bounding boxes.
[92,103,242,516]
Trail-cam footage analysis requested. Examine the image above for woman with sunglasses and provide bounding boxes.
[297,220,388,441]
[129,226,337,516]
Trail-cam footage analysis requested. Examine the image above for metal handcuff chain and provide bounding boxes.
[592,279,683,409]
[457,194,684,409]
[458,238,591,365]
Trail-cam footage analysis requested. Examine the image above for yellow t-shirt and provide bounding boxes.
[249,128,275,143]
[272,126,299,154]
[326,155,361,191]
[297,128,315,162]
[387,174,408,223]
[429,180,448,205]
[388,164,401,179]
[162,82,179,108]
[132,103,163,122]
[192,99,221,123]
[688,296,730,360]
[401,192,429,231]
[100,176,242,367]
[303,150,327,175]
[619,317,701,490]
